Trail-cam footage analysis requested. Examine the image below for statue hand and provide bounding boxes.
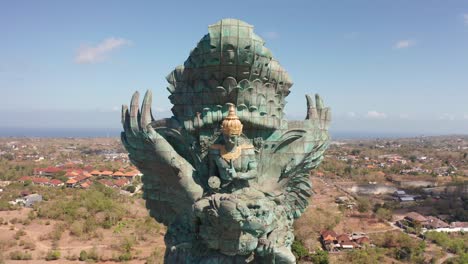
[256,241,275,263]
[305,93,331,130]
[121,90,203,225]
[228,160,238,179]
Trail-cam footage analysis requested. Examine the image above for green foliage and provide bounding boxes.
[69,221,84,236]
[309,250,329,264]
[291,240,309,260]
[145,248,164,264]
[357,197,371,213]
[0,200,16,211]
[0,159,34,180]
[45,250,61,261]
[78,247,100,262]
[425,231,467,254]
[119,236,135,254]
[134,216,163,240]
[79,250,87,261]
[119,252,132,261]
[19,240,36,250]
[36,185,127,232]
[372,231,426,262]
[375,208,393,221]
[9,250,32,260]
[126,185,136,193]
[14,229,26,240]
[346,248,385,264]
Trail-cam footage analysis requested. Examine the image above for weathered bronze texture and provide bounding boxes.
[121,18,331,263]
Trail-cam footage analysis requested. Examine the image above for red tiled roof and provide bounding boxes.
[123,171,136,177]
[66,179,77,184]
[320,230,337,237]
[18,176,32,181]
[113,171,124,176]
[100,170,113,175]
[355,237,370,244]
[336,234,351,242]
[90,170,101,175]
[425,216,449,228]
[65,171,79,177]
[114,179,128,187]
[32,177,49,184]
[35,167,62,174]
[49,179,63,185]
[99,179,113,187]
[74,175,88,182]
[405,212,427,223]
[80,181,91,188]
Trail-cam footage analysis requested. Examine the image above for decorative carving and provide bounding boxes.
[121,18,331,263]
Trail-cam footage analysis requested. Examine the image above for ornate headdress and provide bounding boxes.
[221,105,243,136]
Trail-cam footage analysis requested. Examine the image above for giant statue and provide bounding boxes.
[121,19,331,263]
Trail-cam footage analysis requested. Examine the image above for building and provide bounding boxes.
[393,190,406,196]
[399,196,415,202]
[424,216,449,229]
[9,194,42,207]
[404,212,427,225]
[320,230,370,251]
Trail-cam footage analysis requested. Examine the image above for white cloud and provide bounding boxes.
[463,13,468,25]
[346,112,357,118]
[394,39,416,49]
[75,37,131,64]
[366,110,387,119]
[112,106,119,112]
[463,114,468,120]
[263,31,280,39]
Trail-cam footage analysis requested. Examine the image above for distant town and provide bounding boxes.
[0,135,466,263]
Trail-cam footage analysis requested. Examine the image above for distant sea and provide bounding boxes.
[0,127,122,138]
[0,127,438,139]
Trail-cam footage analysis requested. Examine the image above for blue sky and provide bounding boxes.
[1,0,467,136]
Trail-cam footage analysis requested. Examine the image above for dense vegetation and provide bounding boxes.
[425,231,467,263]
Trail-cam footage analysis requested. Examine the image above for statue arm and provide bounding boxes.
[235,153,257,180]
[208,152,217,176]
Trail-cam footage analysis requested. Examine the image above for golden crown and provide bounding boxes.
[221,105,243,136]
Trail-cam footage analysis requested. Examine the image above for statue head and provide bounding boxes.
[221,105,243,149]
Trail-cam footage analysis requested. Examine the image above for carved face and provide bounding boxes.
[223,133,239,149]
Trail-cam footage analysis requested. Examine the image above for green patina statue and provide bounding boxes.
[121,19,331,263]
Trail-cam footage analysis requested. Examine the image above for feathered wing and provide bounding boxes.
[121,90,203,226]
[257,94,331,219]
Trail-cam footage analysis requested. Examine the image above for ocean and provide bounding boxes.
[0,127,432,139]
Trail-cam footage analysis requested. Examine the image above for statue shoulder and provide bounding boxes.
[209,144,223,154]
[240,143,255,154]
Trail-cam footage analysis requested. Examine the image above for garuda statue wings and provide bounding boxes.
[121,19,330,264]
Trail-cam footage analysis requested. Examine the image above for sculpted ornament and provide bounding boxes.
[121,19,331,263]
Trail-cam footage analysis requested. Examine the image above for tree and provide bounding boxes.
[310,250,329,264]
[291,240,309,260]
[376,208,393,221]
[357,197,371,213]
[126,185,136,193]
